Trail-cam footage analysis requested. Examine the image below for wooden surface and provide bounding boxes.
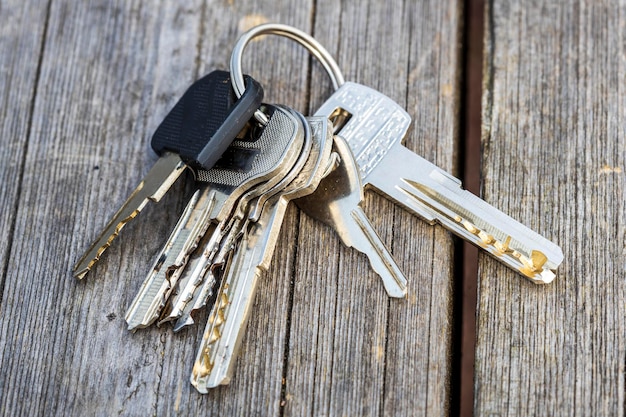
[475,1,626,416]
[0,1,461,416]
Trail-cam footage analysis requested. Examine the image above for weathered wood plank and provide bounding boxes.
[475,1,626,415]
[0,1,207,415]
[0,0,461,416]
[0,0,49,294]
[285,1,461,416]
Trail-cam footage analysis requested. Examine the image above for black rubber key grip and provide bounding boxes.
[151,70,263,170]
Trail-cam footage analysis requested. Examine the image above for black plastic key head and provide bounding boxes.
[151,70,263,170]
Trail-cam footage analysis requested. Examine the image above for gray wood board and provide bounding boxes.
[0,0,461,416]
[0,0,50,295]
[475,1,626,415]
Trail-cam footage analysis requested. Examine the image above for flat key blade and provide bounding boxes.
[73,152,186,279]
[191,230,262,392]
[296,135,408,298]
[375,145,563,283]
[166,105,308,330]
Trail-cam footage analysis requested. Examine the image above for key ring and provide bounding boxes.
[230,23,345,125]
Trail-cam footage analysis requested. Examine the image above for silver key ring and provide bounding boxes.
[230,23,345,125]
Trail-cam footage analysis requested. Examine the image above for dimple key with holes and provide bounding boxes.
[125,104,306,330]
[315,82,563,283]
[191,115,334,392]
[73,70,263,280]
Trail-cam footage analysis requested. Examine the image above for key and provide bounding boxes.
[166,106,312,330]
[191,116,334,392]
[73,70,263,280]
[154,104,307,328]
[314,82,563,283]
[124,190,215,330]
[296,135,408,298]
[125,103,304,329]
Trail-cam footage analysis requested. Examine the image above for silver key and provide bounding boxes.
[125,104,305,329]
[154,225,218,324]
[168,107,314,330]
[158,104,307,328]
[315,82,563,283]
[296,135,408,298]
[191,116,334,392]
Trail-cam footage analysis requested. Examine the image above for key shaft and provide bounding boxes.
[125,187,217,329]
[74,71,263,280]
[372,144,562,283]
[73,152,186,279]
[161,105,307,328]
[172,109,312,330]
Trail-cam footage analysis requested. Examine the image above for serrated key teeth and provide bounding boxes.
[73,232,121,280]
[397,174,563,284]
[529,270,556,285]
[190,367,231,393]
[456,214,560,284]
[191,344,234,391]
[72,152,187,280]
[191,362,213,393]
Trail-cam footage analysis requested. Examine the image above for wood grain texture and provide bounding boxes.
[0,0,461,416]
[283,1,461,416]
[475,1,626,416]
[0,0,50,295]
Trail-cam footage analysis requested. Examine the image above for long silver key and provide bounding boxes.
[315,82,563,283]
[73,71,263,280]
[125,104,304,329]
[157,104,307,328]
[296,135,408,298]
[191,116,334,392]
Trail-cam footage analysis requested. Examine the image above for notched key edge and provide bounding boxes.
[397,178,561,284]
[73,152,186,280]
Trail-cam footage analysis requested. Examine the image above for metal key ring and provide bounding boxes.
[230,23,345,125]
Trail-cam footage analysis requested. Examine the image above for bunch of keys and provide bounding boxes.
[72,24,563,393]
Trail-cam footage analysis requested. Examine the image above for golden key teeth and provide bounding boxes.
[73,152,186,280]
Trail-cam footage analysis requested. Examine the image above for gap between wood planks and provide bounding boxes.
[452,0,484,416]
